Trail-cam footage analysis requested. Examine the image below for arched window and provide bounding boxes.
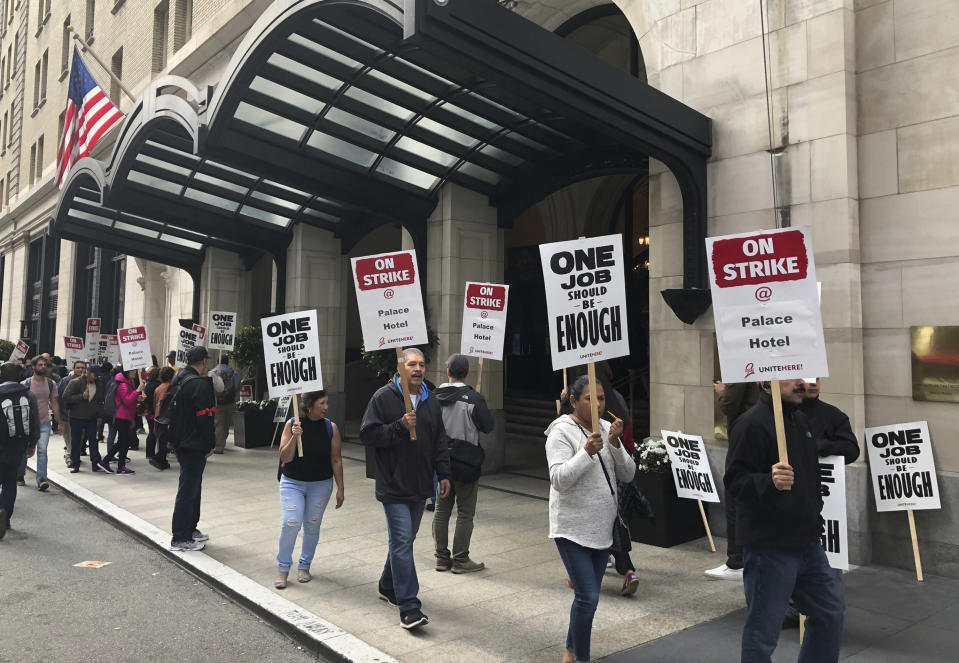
[555,5,645,82]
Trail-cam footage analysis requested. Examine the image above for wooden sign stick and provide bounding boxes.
[270,421,282,448]
[770,380,791,490]
[676,428,716,553]
[217,349,222,367]
[477,357,484,395]
[907,510,924,581]
[395,347,417,440]
[587,363,600,434]
[799,614,806,644]
[291,393,303,457]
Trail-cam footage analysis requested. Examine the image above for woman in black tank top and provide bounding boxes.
[274,390,344,589]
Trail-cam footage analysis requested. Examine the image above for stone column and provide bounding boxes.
[286,224,348,424]
[425,183,506,472]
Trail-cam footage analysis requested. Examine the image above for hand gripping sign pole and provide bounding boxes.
[770,381,791,483]
[291,394,303,457]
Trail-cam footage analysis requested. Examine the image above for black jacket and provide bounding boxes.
[800,397,860,464]
[360,376,451,503]
[724,392,822,549]
[0,382,40,460]
[433,383,494,445]
[719,382,761,431]
[62,376,105,420]
[171,367,216,452]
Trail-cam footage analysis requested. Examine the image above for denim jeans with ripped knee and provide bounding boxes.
[276,475,334,573]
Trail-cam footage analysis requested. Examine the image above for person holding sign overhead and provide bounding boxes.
[545,375,635,663]
[360,347,451,631]
[724,379,845,662]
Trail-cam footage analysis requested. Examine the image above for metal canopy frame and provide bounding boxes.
[54,0,713,313]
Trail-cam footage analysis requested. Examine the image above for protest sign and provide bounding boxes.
[191,324,206,343]
[706,227,827,383]
[85,318,101,362]
[64,336,86,367]
[118,326,152,372]
[350,250,428,350]
[819,455,849,571]
[661,430,720,503]
[99,334,120,365]
[208,311,236,350]
[461,282,509,360]
[865,421,940,513]
[9,339,29,361]
[260,310,323,399]
[175,327,200,367]
[274,396,292,423]
[538,235,630,371]
[238,385,253,402]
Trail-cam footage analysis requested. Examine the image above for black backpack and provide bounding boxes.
[102,379,119,421]
[0,387,33,444]
[156,373,199,449]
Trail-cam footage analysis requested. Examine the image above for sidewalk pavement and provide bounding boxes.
[33,433,748,662]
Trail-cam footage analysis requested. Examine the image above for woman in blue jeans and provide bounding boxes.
[545,376,635,663]
[274,390,344,589]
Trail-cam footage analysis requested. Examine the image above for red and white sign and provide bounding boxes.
[85,318,101,362]
[9,339,29,362]
[238,385,253,402]
[350,250,428,350]
[460,282,509,359]
[706,227,828,382]
[191,324,206,343]
[64,336,86,367]
[118,326,152,371]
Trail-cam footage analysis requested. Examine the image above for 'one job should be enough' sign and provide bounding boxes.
[539,235,630,371]
[260,310,324,399]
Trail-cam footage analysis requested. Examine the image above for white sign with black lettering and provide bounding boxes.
[539,234,630,371]
[208,311,236,350]
[98,334,120,365]
[260,310,323,398]
[460,282,509,359]
[819,455,849,570]
[274,396,292,423]
[350,250,428,350]
[64,336,85,367]
[85,318,101,362]
[660,430,720,503]
[706,227,828,383]
[865,421,941,512]
[175,327,200,368]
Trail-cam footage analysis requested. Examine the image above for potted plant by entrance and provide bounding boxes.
[629,437,705,547]
[230,325,275,448]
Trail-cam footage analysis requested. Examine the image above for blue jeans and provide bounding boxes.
[742,544,845,663]
[276,476,334,573]
[555,537,608,662]
[18,421,51,485]
[380,501,426,613]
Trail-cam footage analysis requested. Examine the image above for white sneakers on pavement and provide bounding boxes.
[704,564,743,581]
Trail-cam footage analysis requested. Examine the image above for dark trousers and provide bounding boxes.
[726,498,743,569]
[0,449,21,520]
[70,417,102,469]
[171,448,207,542]
[742,544,845,663]
[145,418,157,457]
[104,418,133,467]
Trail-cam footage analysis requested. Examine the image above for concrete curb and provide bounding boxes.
[31,461,398,663]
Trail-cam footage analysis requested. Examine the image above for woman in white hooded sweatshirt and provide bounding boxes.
[546,374,636,663]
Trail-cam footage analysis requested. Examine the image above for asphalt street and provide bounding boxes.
[0,480,328,663]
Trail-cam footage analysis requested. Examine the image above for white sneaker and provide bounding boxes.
[704,564,743,581]
[170,539,205,552]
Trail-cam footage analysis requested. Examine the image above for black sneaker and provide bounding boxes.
[98,461,115,474]
[38,481,50,492]
[91,465,103,472]
[378,587,398,607]
[16,478,25,486]
[0,508,7,540]
[149,457,167,471]
[70,467,80,474]
[400,609,428,630]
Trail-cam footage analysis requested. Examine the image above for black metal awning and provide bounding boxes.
[54,0,712,313]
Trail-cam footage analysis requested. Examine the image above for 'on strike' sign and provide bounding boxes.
[350,250,428,350]
[461,282,509,359]
[661,430,720,503]
[118,326,152,371]
[865,421,941,512]
[539,235,630,371]
[706,227,828,383]
[260,310,323,399]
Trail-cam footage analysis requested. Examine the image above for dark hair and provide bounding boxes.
[144,366,159,382]
[159,366,175,383]
[568,374,605,401]
[111,365,123,376]
[299,390,328,418]
[52,355,63,364]
[73,360,86,369]
[0,362,23,382]
[221,353,231,364]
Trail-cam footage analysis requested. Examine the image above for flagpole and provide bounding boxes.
[68,27,137,104]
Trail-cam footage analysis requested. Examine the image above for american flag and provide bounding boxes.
[56,48,123,188]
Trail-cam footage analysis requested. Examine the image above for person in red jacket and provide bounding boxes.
[99,368,144,475]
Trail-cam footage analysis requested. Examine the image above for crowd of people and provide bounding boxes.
[0,342,857,663]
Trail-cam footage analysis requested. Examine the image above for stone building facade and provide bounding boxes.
[0,0,957,577]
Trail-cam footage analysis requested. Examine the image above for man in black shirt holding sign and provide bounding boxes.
[725,378,844,662]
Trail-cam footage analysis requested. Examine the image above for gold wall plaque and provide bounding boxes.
[911,325,959,402]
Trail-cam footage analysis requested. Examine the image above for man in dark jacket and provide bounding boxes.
[62,362,105,473]
[360,347,451,631]
[724,379,844,662]
[169,346,217,552]
[431,354,494,574]
[800,379,859,464]
[0,362,40,539]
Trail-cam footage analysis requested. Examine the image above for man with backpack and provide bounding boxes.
[17,356,62,492]
[213,354,239,454]
[1,362,40,539]
[165,346,217,552]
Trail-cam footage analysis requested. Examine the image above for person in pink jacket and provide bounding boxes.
[100,369,144,475]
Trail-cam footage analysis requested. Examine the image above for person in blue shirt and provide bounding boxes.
[213,353,241,454]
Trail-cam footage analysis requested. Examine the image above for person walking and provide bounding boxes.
[432,354,494,574]
[545,375,635,663]
[18,356,62,492]
[142,367,161,459]
[168,347,217,551]
[148,367,175,470]
[57,360,84,465]
[274,390,344,589]
[725,379,845,663]
[213,354,239,454]
[0,362,40,539]
[360,347,451,631]
[99,368,143,475]
[62,363,105,473]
